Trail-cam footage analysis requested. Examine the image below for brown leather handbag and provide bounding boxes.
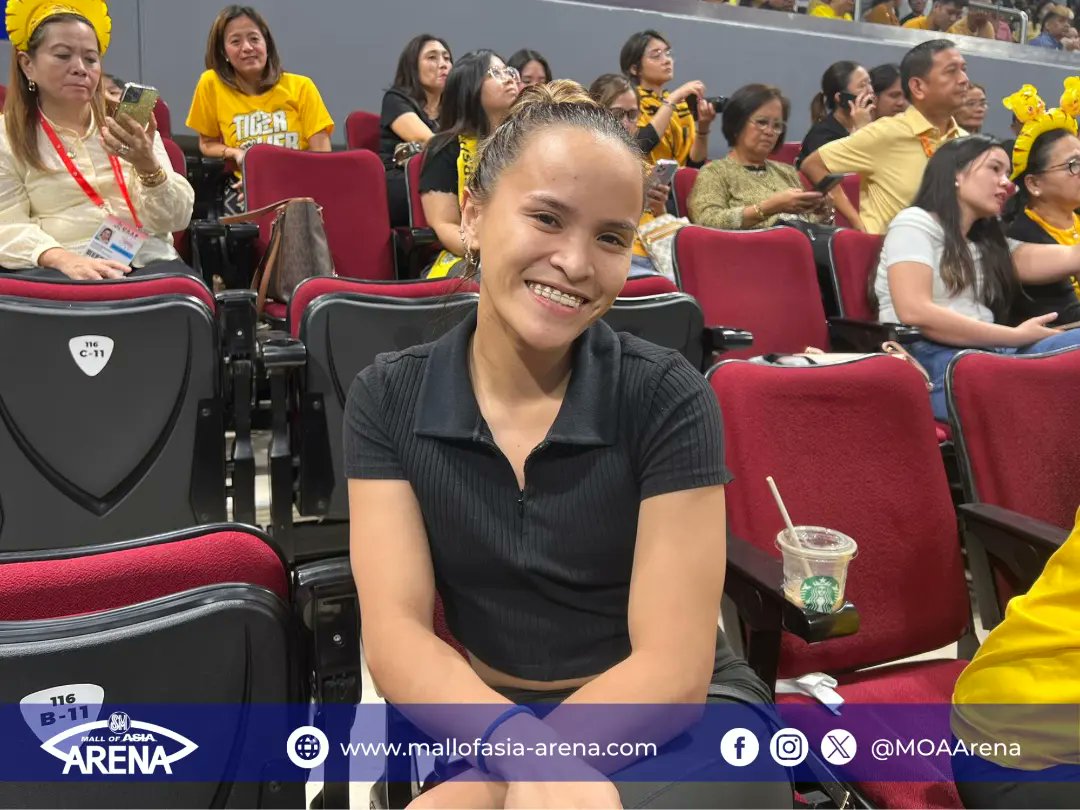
[221,197,334,314]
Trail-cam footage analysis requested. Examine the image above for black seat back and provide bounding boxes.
[0,296,225,550]
[296,293,478,557]
[602,292,705,370]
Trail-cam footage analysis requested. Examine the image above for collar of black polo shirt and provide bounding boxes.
[413,310,621,447]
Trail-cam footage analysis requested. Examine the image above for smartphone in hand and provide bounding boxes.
[837,91,858,109]
[115,83,160,129]
[813,173,847,194]
[649,159,679,189]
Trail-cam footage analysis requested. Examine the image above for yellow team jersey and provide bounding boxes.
[636,86,697,167]
[186,70,334,153]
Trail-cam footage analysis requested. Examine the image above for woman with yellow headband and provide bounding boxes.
[0,0,195,280]
[1004,80,1080,326]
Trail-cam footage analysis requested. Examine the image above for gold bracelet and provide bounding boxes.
[753,203,766,222]
[137,166,167,188]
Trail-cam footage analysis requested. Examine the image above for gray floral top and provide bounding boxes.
[687,156,828,230]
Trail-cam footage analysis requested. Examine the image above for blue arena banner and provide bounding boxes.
[0,701,1076,783]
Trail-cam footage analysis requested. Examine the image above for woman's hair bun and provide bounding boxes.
[509,79,598,115]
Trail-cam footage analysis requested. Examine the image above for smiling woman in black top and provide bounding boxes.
[345,81,786,809]
[380,34,452,226]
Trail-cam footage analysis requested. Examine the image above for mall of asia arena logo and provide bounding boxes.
[39,711,198,775]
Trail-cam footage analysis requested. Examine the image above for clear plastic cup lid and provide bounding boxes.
[775,526,858,559]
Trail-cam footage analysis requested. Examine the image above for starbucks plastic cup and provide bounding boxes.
[775,526,858,614]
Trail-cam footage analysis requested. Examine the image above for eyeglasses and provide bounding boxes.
[1039,157,1080,177]
[609,107,640,124]
[963,99,989,109]
[487,65,520,83]
[750,117,785,134]
[645,47,673,61]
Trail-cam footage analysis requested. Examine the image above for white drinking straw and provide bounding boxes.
[766,475,815,580]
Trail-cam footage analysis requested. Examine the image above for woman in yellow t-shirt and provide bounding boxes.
[950,508,1080,808]
[618,30,716,168]
[185,5,334,213]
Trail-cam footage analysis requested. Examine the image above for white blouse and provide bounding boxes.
[0,111,195,269]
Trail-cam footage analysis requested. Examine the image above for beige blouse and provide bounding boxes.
[0,111,195,269]
[688,156,827,230]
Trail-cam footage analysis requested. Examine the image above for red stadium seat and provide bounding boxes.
[711,355,975,810]
[672,166,697,218]
[161,137,190,263]
[241,145,396,316]
[838,173,859,224]
[405,152,428,227]
[824,229,882,320]
[0,524,302,806]
[773,141,801,165]
[345,110,381,152]
[152,96,171,139]
[673,225,826,359]
[947,346,1080,628]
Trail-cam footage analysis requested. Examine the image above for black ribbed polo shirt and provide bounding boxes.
[344,312,735,682]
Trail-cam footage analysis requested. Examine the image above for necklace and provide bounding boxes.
[1026,207,1080,243]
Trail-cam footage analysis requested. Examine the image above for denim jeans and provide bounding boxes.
[908,330,1080,420]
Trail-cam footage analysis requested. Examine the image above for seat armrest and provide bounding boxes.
[393,226,441,280]
[216,289,257,360]
[294,558,362,703]
[725,534,860,644]
[958,503,1067,630]
[258,330,306,371]
[191,219,259,241]
[959,503,1069,560]
[704,326,754,353]
[403,226,438,247]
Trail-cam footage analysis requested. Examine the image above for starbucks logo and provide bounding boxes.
[800,575,840,613]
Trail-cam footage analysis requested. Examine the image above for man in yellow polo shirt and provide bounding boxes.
[948,7,996,38]
[903,0,966,30]
[800,39,968,233]
[950,507,1080,807]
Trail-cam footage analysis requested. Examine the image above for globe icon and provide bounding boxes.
[294,734,322,761]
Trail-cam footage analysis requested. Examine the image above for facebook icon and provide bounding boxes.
[720,727,760,766]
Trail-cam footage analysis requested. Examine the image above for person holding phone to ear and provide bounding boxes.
[797,61,875,168]
[688,84,831,230]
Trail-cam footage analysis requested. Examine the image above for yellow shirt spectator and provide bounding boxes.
[811,4,854,20]
[636,86,697,167]
[864,1,900,25]
[952,508,1080,769]
[902,15,935,28]
[186,70,334,155]
[949,16,996,38]
[816,105,965,233]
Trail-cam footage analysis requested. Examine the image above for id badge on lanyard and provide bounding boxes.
[39,112,149,266]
